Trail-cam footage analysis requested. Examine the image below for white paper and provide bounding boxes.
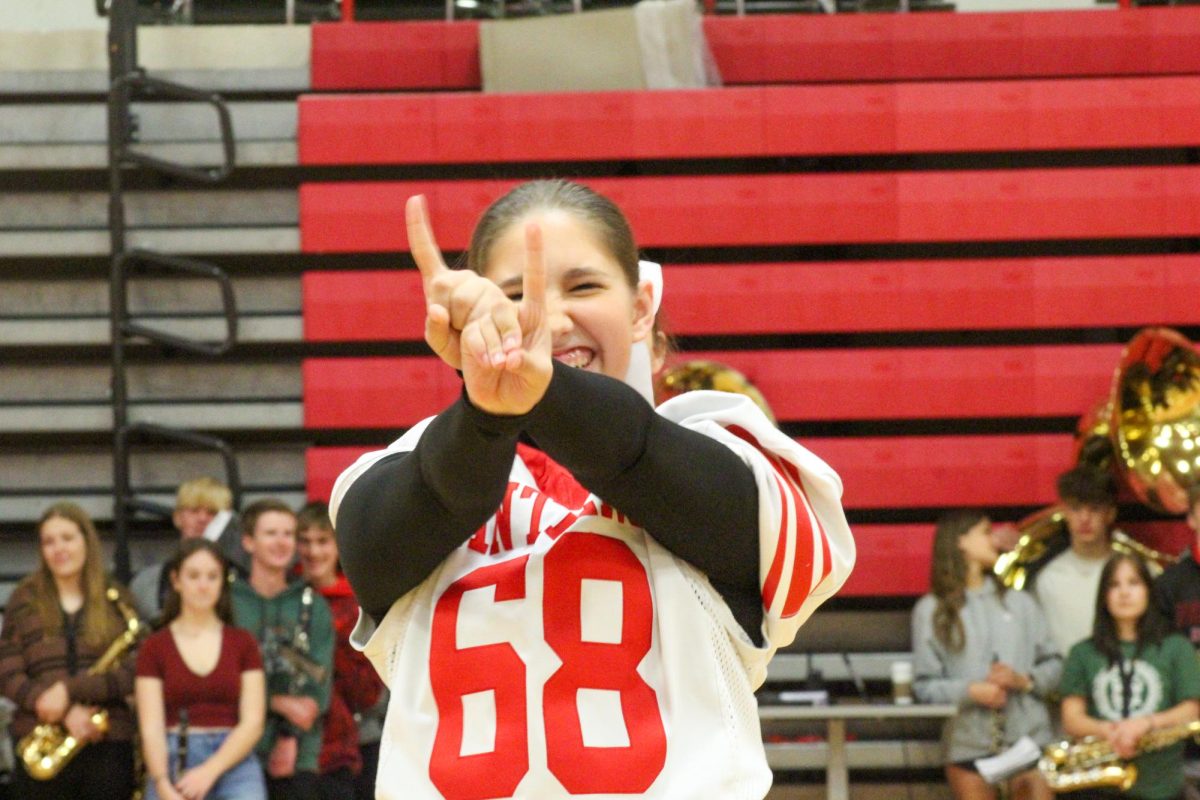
[974,735,1042,784]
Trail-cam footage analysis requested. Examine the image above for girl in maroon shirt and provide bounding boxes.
[135,539,267,800]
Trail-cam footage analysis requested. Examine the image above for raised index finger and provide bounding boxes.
[405,194,449,288]
[520,221,546,329]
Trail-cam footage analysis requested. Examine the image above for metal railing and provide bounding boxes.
[106,0,241,581]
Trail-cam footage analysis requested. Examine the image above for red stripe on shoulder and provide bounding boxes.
[776,456,834,589]
[727,424,824,617]
[727,425,791,612]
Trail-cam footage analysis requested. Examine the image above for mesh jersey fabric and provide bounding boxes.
[331,390,855,800]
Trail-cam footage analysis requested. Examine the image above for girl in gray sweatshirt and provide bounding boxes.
[912,510,1062,800]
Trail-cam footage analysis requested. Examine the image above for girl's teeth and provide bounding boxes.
[558,349,593,368]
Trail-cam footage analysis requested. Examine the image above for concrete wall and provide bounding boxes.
[0,0,106,30]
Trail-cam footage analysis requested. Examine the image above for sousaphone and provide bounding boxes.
[995,327,1200,589]
[656,359,777,424]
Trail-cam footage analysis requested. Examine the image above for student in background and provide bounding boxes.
[232,500,333,800]
[1152,485,1200,800]
[131,478,234,622]
[0,503,139,800]
[1060,553,1200,800]
[1034,466,1122,657]
[913,510,1060,800]
[295,502,383,800]
[135,538,266,800]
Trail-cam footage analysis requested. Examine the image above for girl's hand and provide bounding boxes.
[271,695,319,732]
[35,681,70,723]
[63,704,104,743]
[156,775,186,800]
[266,735,298,778]
[1109,717,1152,759]
[175,762,219,800]
[967,681,1007,710]
[986,662,1030,692]
[407,195,551,416]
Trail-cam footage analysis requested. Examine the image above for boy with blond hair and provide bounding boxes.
[130,476,233,620]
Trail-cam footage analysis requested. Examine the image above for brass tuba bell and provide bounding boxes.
[995,327,1200,588]
[1111,327,1200,515]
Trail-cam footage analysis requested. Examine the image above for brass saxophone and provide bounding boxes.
[1038,719,1200,792]
[18,587,142,780]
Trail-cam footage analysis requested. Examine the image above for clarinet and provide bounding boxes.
[177,708,189,779]
[989,654,1009,800]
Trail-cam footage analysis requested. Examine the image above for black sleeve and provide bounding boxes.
[525,363,762,637]
[336,393,527,621]
[337,363,763,641]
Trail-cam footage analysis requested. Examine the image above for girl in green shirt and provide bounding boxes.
[1060,553,1200,800]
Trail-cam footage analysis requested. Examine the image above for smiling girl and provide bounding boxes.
[0,502,138,800]
[135,538,266,800]
[330,179,855,800]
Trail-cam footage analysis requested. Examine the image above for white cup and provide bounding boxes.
[891,661,913,705]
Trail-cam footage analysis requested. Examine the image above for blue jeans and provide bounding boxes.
[145,730,267,800]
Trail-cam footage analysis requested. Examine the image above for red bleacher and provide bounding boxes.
[301,8,1200,598]
[299,76,1200,165]
[300,167,1200,253]
[839,520,1186,597]
[310,8,1200,90]
[311,20,481,90]
[303,255,1200,341]
[305,435,1073,510]
[305,442,1191,598]
[303,345,1121,428]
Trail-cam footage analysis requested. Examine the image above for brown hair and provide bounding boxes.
[463,179,670,361]
[241,498,296,538]
[929,510,1005,652]
[26,502,125,649]
[1056,465,1117,508]
[296,501,332,534]
[158,538,234,628]
[465,179,639,287]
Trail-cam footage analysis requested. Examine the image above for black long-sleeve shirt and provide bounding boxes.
[336,362,763,641]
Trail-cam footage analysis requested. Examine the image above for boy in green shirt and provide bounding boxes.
[232,499,334,800]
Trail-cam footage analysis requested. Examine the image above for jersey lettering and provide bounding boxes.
[429,533,666,799]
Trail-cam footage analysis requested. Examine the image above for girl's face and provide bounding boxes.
[171,549,225,614]
[485,209,656,383]
[297,525,339,586]
[40,516,88,583]
[956,518,999,569]
[1106,559,1149,628]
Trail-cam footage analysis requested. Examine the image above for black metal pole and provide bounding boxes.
[108,0,137,583]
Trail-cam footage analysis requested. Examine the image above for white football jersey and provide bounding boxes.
[331,390,855,800]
